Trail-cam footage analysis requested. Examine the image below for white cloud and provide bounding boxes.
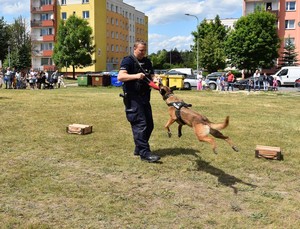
[124,0,242,53]
[0,0,28,17]
[124,0,242,25]
[148,33,193,54]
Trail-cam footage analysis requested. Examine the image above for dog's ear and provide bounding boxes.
[170,86,176,92]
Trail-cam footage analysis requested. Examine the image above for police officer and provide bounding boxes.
[118,40,160,163]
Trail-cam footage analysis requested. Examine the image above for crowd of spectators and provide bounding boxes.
[0,68,66,89]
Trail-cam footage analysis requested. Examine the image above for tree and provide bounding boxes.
[9,17,32,70]
[280,36,298,66]
[225,9,280,71]
[0,16,31,70]
[53,15,94,78]
[0,17,10,65]
[192,15,227,72]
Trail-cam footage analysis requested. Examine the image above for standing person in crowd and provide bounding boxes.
[262,73,269,91]
[36,71,42,89]
[5,67,12,89]
[272,76,278,91]
[15,70,22,89]
[118,40,160,163]
[226,71,235,91]
[0,68,3,89]
[51,70,59,88]
[253,69,260,91]
[220,73,226,91]
[216,76,221,91]
[247,78,253,92]
[197,71,203,90]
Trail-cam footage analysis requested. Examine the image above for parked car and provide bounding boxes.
[205,72,227,90]
[183,74,197,89]
[206,72,227,81]
[183,73,224,90]
[295,78,300,88]
[272,66,300,86]
[234,75,273,90]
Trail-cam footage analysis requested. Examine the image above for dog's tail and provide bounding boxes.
[210,116,229,130]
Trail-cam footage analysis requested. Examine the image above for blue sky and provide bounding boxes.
[1,0,242,54]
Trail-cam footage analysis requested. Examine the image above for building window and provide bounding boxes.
[111,45,114,52]
[41,0,52,6]
[62,12,67,20]
[61,0,66,5]
[286,1,296,11]
[285,20,295,29]
[83,11,89,19]
[41,58,53,66]
[82,0,89,4]
[41,28,53,36]
[41,14,50,20]
[284,37,295,46]
[41,43,53,51]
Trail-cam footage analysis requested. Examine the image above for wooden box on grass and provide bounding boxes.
[67,124,93,135]
[255,145,282,160]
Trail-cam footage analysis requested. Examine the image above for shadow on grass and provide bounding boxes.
[154,147,257,194]
[196,159,257,194]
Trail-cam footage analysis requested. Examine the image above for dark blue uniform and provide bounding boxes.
[120,56,154,158]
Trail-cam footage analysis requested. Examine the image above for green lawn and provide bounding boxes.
[0,87,299,228]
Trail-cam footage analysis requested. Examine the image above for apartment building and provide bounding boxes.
[30,0,148,72]
[243,0,300,66]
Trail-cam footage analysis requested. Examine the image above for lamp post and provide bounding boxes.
[185,13,199,74]
[8,45,11,68]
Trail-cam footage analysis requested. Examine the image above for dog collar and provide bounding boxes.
[163,93,173,100]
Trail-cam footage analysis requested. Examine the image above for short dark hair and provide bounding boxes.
[134,40,147,48]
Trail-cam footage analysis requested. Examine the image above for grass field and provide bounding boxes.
[0,86,299,228]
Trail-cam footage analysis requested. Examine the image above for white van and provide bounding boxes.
[272,66,300,86]
[167,68,194,76]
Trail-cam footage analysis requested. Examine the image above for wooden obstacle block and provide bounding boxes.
[255,145,282,160]
[66,124,93,135]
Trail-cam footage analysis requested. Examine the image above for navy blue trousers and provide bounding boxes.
[125,94,154,157]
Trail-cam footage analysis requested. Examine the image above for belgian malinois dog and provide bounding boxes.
[159,85,239,154]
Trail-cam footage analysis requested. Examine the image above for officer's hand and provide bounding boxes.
[136,73,145,80]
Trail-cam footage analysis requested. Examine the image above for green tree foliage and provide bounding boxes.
[0,17,10,64]
[1,17,31,70]
[9,17,32,70]
[192,15,227,72]
[280,36,298,66]
[225,10,280,71]
[53,15,94,78]
[149,49,194,70]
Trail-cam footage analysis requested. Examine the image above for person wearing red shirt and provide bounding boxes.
[227,71,235,91]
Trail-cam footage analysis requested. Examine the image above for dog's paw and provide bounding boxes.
[178,133,182,138]
[168,132,172,138]
[213,149,218,155]
[232,146,239,152]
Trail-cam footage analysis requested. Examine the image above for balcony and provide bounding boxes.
[42,5,54,11]
[32,50,43,57]
[43,35,55,42]
[43,50,53,57]
[31,20,42,27]
[42,20,54,27]
[31,4,54,13]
